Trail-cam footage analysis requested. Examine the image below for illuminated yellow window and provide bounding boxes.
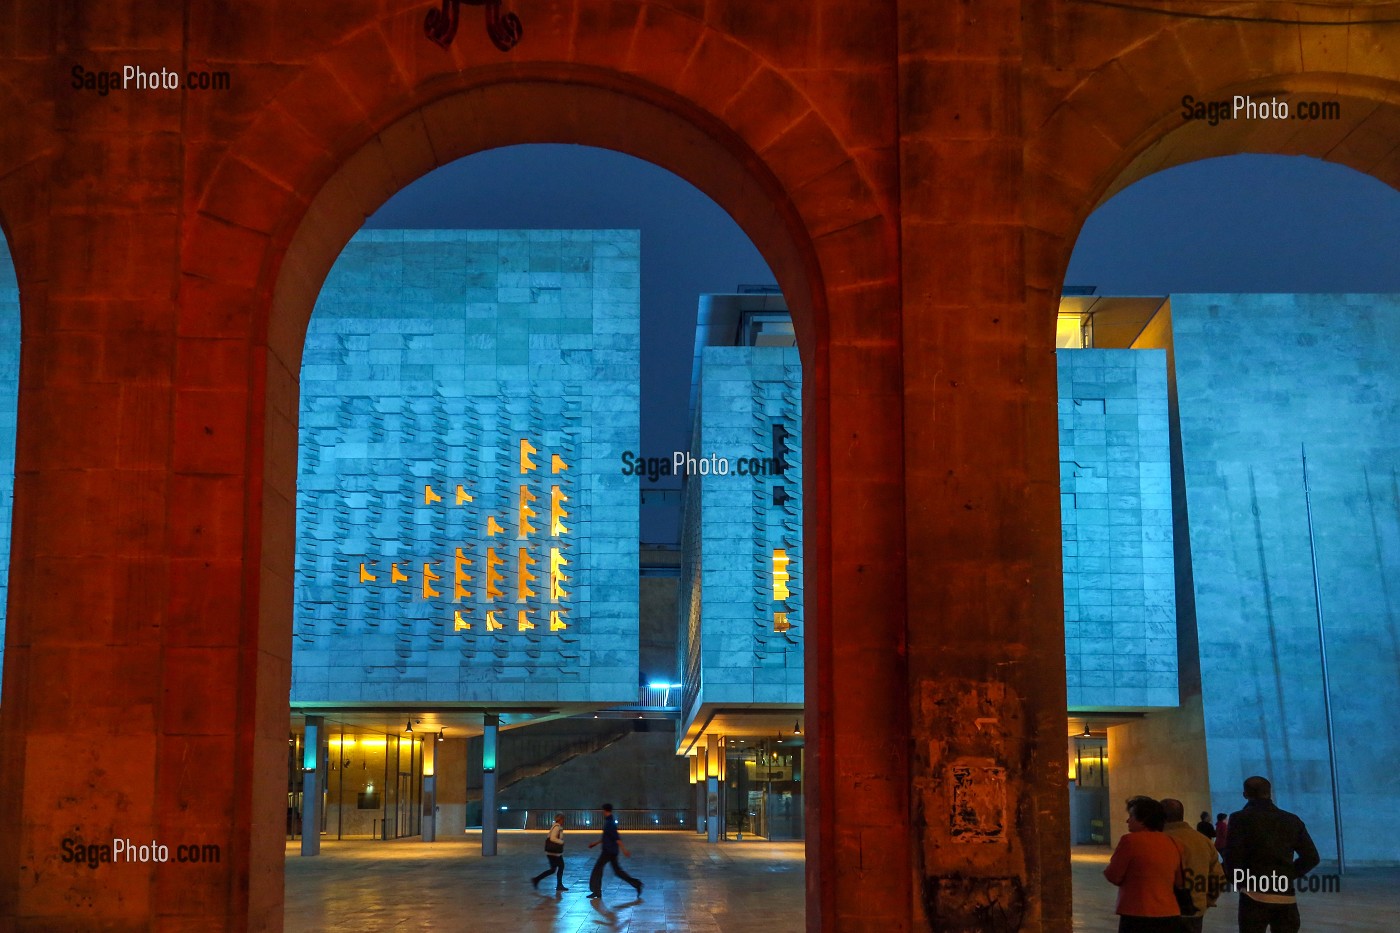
[549,547,569,602]
[517,548,537,600]
[772,549,791,601]
[518,485,538,537]
[421,563,441,599]
[550,485,569,536]
[485,548,506,600]
[519,438,538,473]
[453,547,473,601]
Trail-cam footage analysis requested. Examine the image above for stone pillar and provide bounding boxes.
[300,717,324,856]
[481,714,499,856]
[421,736,437,843]
[895,2,1071,930]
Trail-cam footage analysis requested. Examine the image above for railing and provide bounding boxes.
[637,684,681,709]
[494,808,693,831]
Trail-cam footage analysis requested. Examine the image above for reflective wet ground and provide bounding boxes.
[284,833,1399,931]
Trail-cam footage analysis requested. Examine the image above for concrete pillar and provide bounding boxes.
[694,753,707,834]
[300,717,324,856]
[481,714,499,856]
[421,736,437,843]
[706,734,721,844]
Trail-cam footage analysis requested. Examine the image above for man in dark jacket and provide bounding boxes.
[586,803,644,899]
[1223,776,1320,933]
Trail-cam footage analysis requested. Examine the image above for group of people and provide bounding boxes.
[530,803,645,899]
[1105,776,1320,933]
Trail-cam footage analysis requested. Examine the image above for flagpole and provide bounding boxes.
[1301,443,1345,874]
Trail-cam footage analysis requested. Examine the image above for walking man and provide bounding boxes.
[1163,798,1225,932]
[587,803,644,899]
[1223,776,1320,933]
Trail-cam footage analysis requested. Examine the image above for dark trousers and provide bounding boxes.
[1180,916,1204,933]
[1117,918,1186,933]
[532,854,565,888]
[589,850,639,894]
[1239,896,1301,933]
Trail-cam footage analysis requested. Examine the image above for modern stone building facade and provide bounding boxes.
[1058,350,1177,710]
[679,339,803,731]
[690,295,1400,869]
[1109,294,1400,864]
[293,230,641,706]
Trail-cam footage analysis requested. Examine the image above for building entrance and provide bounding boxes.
[288,722,425,841]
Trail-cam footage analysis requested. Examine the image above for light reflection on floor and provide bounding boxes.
[284,833,1400,931]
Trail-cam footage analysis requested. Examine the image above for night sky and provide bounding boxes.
[364,146,1400,539]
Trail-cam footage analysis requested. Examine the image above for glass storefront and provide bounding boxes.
[1068,736,1110,845]
[723,740,804,841]
[287,722,424,841]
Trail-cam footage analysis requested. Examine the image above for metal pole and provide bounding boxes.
[1301,444,1345,874]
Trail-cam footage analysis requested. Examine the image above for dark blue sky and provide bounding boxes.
[366,146,1400,541]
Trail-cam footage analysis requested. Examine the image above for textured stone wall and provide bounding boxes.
[1057,350,1177,709]
[1105,694,1211,848]
[488,723,693,815]
[293,230,640,705]
[1171,294,1400,864]
[684,345,803,709]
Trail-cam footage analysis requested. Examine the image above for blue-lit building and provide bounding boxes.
[287,229,644,839]
[676,291,806,841]
[0,251,14,683]
[680,291,1400,862]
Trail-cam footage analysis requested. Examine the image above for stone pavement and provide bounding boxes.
[285,833,1399,931]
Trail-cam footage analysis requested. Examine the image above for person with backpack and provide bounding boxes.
[530,813,569,892]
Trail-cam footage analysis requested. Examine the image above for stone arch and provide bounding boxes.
[1026,11,1400,297]
[184,10,903,929]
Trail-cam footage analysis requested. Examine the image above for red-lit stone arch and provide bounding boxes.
[1017,22,1400,923]
[186,15,904,931]
[1026,9,1400,299]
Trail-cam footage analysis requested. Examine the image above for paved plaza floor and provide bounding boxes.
[284,833,1399,932]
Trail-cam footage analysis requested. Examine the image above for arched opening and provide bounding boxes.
[226,73,889,930]
[1053,145,1400,920]
[280,143,806,917]
[0,232,17,689]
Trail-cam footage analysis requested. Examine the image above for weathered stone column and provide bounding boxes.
[0,5,279,926]
[896,2,1071,930]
